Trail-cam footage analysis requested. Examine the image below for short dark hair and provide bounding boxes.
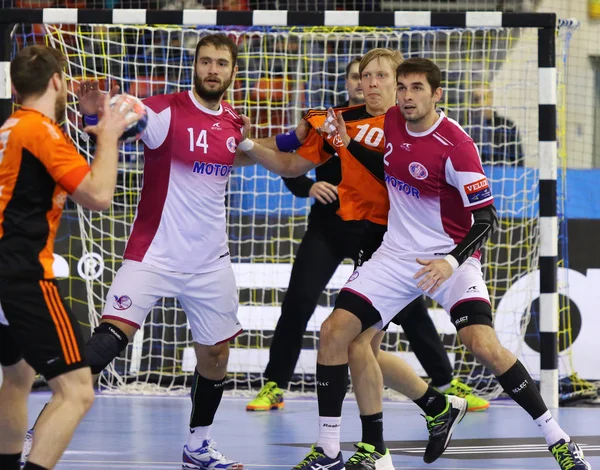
[195,34,238,64]
[396,58,441,93]
[345,57,362,78]
[10,45,66,100]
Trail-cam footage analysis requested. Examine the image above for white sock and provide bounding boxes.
[534,411,570,446]
[436,383,451,392]
[317,416,342,458]
[187,425,211,450]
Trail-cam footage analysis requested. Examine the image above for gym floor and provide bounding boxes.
[31,392,599,469]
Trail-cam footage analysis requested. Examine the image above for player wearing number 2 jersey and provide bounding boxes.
[23,35,260,470]
[336,58,591,470]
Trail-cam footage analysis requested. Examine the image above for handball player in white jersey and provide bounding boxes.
[24,34,264,470]
[327,57,590,470]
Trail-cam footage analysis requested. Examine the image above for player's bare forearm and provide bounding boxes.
[243,141,316,177]
[254,136,279,151]
[233,151,256,167]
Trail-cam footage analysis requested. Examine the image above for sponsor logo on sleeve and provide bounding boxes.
[464,177,491,203]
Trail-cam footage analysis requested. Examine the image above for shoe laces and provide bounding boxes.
[257,382,276,398]
[423,412,449,437]
[346,445,377,464]
[293,448,324,468]
[448,380,472,398]
[551,443,576,470]
[203,439,226,460]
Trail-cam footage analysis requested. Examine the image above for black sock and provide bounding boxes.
[497,360,547,419]
[360,412,385,455]
[23,463,48,470]
[316,363,349,417]
[189,370,226,428]
[0,453,22,470]
[414,385,447,417]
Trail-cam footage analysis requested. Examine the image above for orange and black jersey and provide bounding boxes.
[298,105,388,226]
[0,108,90,279]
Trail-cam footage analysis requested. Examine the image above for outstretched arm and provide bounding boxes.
[236,115,318,177]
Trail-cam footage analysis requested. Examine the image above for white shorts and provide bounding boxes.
[341,245,490,329]
[102,260,241,345]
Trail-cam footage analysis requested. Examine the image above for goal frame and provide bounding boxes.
[0,8,560,407]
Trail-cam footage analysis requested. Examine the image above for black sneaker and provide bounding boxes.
[423,395,467,463]
[549,439,592,469]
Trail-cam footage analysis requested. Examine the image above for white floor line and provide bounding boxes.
[58,460,562,470]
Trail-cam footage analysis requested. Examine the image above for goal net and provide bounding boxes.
[12,20,554,397]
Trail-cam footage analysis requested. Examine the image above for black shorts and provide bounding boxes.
[355,224,386,268]
[0,278,87,380]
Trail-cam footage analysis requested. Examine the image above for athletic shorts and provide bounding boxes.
[337,244,491,330]
[0,278,87,380]
[102,260,242,345]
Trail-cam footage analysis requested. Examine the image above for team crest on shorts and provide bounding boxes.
[226,136,237,153]
[409,162,428,180]
[113,295,132,311]
[348,271,359,282]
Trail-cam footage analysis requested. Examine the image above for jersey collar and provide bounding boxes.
[405,110,445,137]
[187,90,223,116]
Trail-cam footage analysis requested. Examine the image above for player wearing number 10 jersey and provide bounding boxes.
[23,35,259,470]
[238,49,470,470]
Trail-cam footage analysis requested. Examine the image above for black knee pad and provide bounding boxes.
[85,323,129,375]
[450,300,493,331]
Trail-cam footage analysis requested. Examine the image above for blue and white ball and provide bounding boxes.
[109,93,148,143]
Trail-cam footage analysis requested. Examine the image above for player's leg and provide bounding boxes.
[345,327,395,470]
[179,266,242,470]
[21,260,166,465]
[434,259,591,469]
[0,321,36,470]
[367,328,467,465]
[26,368,94,469]
[294,249,427,469]
[1,279,94,470]
[393,297,489,412]
[248,222,344,411]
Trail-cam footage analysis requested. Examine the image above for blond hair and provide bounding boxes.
[359,48,403,77]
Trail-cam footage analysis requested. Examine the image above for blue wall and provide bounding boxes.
[229,165,600,219]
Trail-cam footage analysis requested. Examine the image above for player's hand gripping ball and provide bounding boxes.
[109,93,148,142]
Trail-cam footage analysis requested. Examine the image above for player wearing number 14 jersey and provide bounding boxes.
[23,35,257,470]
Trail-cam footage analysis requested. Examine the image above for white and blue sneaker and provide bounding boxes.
[182,439,243,470]
[20,428,34,468]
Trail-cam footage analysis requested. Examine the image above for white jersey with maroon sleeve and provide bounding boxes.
[381,107,494,259]
[123,90,243,274]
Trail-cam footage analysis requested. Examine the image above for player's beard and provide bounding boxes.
[194,73,233,102]
[55,83,67,123]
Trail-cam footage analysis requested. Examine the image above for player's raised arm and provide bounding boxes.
[71,94,142,210]
[326,108,385,181]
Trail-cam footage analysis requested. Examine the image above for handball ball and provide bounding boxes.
[109,93,148,142]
